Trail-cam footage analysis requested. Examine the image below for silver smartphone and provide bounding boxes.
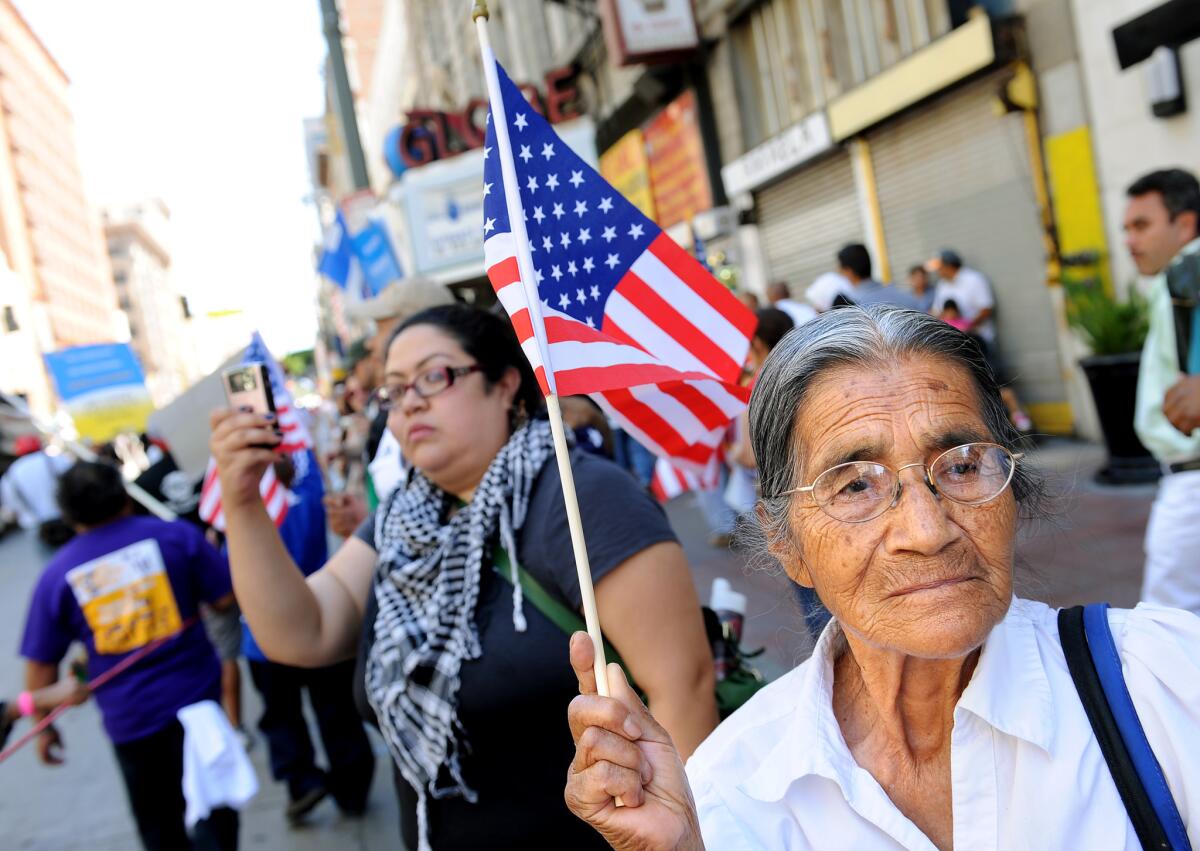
[222,363,276,416]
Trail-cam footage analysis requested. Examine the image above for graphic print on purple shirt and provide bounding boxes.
[20,515,231,744]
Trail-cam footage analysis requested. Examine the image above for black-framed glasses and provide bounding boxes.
[373,364,482,410]
[784,442,1022,524]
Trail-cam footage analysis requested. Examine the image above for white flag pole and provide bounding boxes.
[472,2,614,701]
[0,390,177,521]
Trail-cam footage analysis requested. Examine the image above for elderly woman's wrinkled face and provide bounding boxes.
[782,355,1014,659]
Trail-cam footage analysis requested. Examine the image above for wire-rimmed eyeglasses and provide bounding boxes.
[783,442,1023,524]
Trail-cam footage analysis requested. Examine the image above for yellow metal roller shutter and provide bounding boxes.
[868,72,1068,409]
[755,151,862,293]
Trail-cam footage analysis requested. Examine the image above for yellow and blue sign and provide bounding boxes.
[43,343,154,442]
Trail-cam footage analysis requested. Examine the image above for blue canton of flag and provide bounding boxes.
[482,79,657,332]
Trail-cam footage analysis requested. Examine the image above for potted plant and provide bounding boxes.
[1062,253,1159,484]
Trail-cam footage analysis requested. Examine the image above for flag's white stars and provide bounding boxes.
[534,267,544,284]
[567,260,578,276]
[552,203,565,220]
[574,200,588,218]
[576,288,586,305]
[486,113,492,125]
[526,175,539,192]
[583,256,595,273]
[585,316,596,328]
[483,217,496,234]
[542,235,553,251]
[541,142,555,161]
[558,292,571,310]
[598,197,614,213]
[551,264,563,282]
[560,231,572,248]
[545,173,559,191]
[569,170,585,189]
[605,252,620,269]
[578,228,591,245]
[628,223,645,239]
[602,226,617,243]
[589,285,601,301]
[518,145,532,163]
[533,206,545,224]
[541,298,550,309]
[483,145,492,159]
[514,112,528,131]
[483,182,493,196]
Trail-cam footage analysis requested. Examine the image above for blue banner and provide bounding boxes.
[350,219,404,297]
[44,343,147,402]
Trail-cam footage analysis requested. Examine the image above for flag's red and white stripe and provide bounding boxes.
[198,458,289,532]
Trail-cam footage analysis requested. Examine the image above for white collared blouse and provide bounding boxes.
[686,598,1200,850]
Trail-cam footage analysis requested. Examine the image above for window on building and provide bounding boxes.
[2,305,17,333]
[730,0,961,148]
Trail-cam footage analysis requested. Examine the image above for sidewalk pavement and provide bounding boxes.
[0,438,1156,848]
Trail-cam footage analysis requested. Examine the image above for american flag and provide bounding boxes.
[198,333,312,531]
[482,56,754,468]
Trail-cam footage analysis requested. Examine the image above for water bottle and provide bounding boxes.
[710,578,747,681]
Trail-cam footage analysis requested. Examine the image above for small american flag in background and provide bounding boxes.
[198,333,311,531]
[481,56,754,468]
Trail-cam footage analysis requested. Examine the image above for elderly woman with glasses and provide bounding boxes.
[210,304,716,851]
[564,305,1200,850]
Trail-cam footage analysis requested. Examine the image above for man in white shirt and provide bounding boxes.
[931,249,1033,432]
[930,250,997,341]
[0,441,71,531]
[804,271,854,313]
[765,281,816,327]
[1126,168,1200,615]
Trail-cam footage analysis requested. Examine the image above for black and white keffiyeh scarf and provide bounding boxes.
[364,418,555,851]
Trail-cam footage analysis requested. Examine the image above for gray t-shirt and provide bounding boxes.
[843,279,923,311]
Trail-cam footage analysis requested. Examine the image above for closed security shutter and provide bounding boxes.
[868,72,1067,407]
[755,151,862,295]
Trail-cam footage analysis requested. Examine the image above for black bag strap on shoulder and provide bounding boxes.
[1058,605,1176,850]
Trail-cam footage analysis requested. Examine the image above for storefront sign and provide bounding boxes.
[402,118,599,275]
[387,67,583,174]
[600,0,700,65]
[720,112,833,197]
[600,129,657,220]
[644,90,712,230]
[44,343,154,442]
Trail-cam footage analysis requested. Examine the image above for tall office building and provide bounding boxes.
[0,0,121,415]
[104,200,195,405]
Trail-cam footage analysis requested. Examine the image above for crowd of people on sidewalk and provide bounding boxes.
[1,165,1198,851]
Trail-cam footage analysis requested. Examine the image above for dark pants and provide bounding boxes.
[113,720,239,851]
[248,658,375,811]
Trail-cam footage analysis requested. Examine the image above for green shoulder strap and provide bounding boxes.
[492,548,632,684]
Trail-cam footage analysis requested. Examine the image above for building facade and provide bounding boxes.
[104,200,195,406]
[0,0,121,416]
[312,0,1153,438]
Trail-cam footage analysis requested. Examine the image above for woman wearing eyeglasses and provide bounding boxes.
[209,304,716,851]
[564,305,1200,850]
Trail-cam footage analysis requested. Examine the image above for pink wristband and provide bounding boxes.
[16,690,35,717]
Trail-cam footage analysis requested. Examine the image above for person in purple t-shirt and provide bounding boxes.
[19,461,239,851]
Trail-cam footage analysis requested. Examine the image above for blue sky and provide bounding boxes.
[17,1,327,356]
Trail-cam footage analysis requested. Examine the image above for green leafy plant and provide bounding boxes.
[1061,253,1148,356]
